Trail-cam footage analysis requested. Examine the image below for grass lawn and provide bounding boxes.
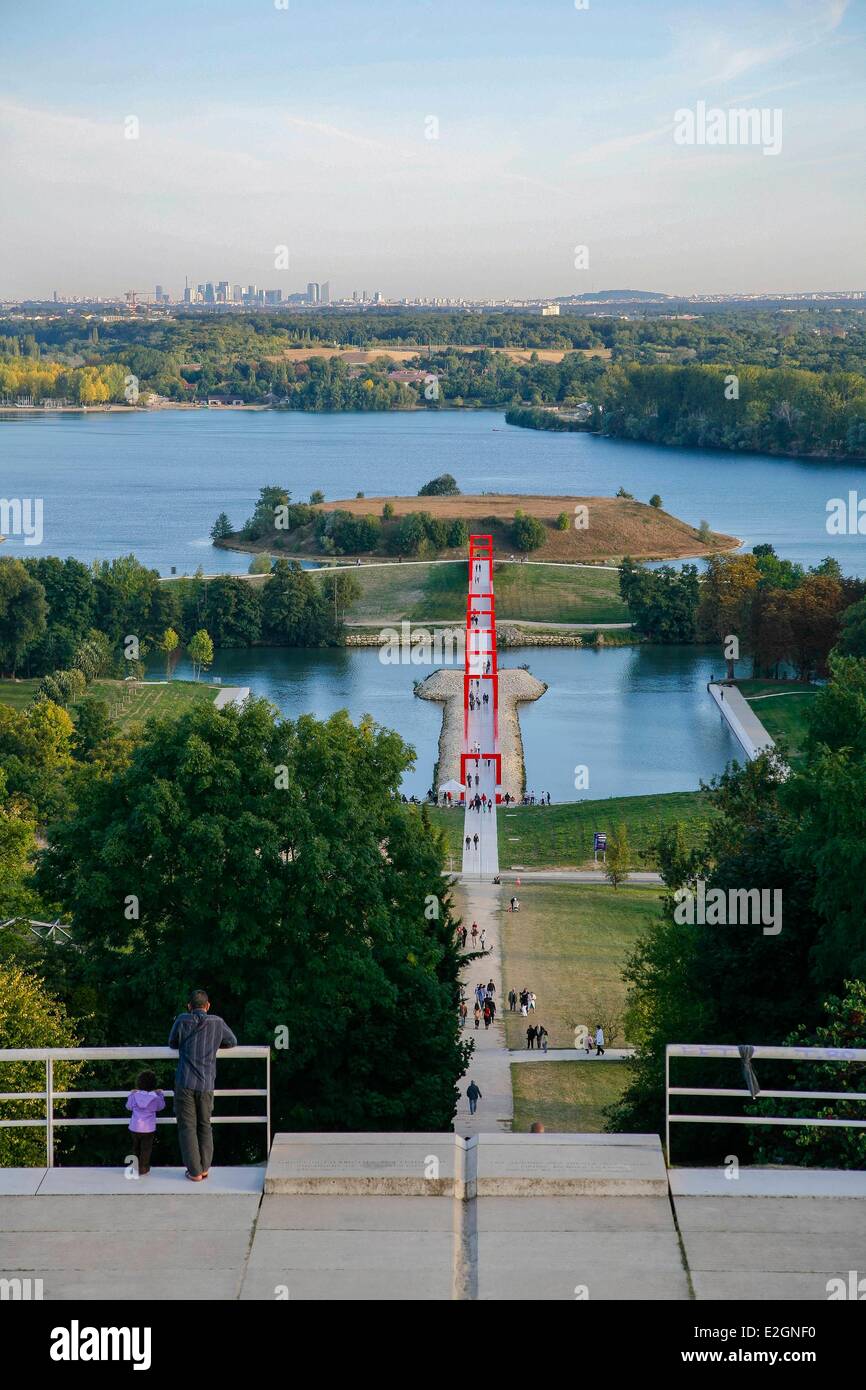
[498,882,661,1050]
[428,791,712,871]
[312,559,628,627]
[511,1061,628,1133]
[494,790,713,870]
[0,677,219,730]
[737,679,818,768]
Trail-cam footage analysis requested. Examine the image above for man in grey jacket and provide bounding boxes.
[168,989,237,1181]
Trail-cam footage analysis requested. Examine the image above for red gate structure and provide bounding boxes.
[460,535,501,802]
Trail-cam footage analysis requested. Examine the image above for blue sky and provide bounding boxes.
[1,0,863,297]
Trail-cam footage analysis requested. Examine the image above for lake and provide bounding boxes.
[1,408,864,575]
[164,642,742,800]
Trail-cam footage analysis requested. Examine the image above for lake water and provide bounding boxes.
[165,643,741,800]
[1,408,864,575]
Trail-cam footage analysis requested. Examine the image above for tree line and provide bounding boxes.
[619,548,866,679]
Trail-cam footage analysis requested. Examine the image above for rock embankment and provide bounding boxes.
[415,667,546,798]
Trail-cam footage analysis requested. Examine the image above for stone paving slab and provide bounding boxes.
[0,1228,254,1272]
[0,1168,45,1195]
[0,1193,260,1230]
[473,1133,668,1195]
[265,1135,464,1196]
[35,1165,265,1196]
[256,1194,453,1231]
[690,1270,847,1301]
[670,1166,866,1198]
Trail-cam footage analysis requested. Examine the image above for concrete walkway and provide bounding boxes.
[708,681,776,760]
[454,881,513,1137]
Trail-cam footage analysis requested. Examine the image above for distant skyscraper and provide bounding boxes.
[320,281,331,306]
[232,284,242,304]
[307,282,320,305]
[155,284,163,302]
[204,282,215,304]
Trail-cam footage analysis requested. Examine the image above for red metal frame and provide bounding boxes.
[460,535,502,801]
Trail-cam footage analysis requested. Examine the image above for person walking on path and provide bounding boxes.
[459,1000,468,1029]
[483,1002,492,1030]
[125,1070,165,1177]
[526,1024,537,1050]
[466,1080,482,1115]
[508,988,516,1012]
[480,928,487,950]
[168,989,237,1182]
[471,922,479,945]
[583,1028,594,1055]
[460,925,467,949]
[595,1025,605,1056]
[537,1025,549,1053]
[486,978,496,996]
[474,1003,481,1029]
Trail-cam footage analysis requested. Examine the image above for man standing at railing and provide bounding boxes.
[168,989,237,1182]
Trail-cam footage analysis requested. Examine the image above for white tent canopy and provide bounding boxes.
[438,779,465,794]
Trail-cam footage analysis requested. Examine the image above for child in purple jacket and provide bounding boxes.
[125,1070,166,1176]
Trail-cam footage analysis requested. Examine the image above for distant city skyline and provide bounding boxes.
[1,0,863,299]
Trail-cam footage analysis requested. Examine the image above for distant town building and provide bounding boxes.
[320,281,331,306]
[541,304,560,316]
[307,282,320,305]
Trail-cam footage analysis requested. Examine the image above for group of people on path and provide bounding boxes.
[469,978,497,1029]
[508,987,536,1014]
[525,1023,549,1051]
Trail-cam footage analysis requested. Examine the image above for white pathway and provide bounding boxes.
[454,881,513,1137]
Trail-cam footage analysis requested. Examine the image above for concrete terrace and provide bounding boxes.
[3,1141,865,1301]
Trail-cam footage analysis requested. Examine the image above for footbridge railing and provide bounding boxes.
[0,1045,271,1165]
[665,1043,866,1162]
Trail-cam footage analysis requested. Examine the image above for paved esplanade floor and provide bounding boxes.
[454,880,513,1137]
[4,1147,865,1300]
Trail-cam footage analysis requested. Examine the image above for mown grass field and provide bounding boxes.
[497,882,661,1052]
[738,678,818,768]
[429,790,712,870]
[511,1061,628,1133]
[312,559,628,626]
[0,678,219,730]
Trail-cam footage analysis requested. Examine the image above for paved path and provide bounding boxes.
[708,681,776,761]
[493,869,663,885]
[454,881,513,1137]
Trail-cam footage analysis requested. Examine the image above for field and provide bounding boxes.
[428,790,712,870]
[498,882,660,1050]
[737,679,818,768]
[0,678,220,730]
[264,345,611,366]
[314,558,628,626]
[511,1062,628,1133]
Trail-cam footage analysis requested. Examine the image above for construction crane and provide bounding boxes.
[124,290,151,310]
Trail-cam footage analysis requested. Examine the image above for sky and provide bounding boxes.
[0,0,863,299]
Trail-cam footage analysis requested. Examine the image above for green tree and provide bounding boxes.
[210,512,234,540]
[604,822,631,889]
[0,558,47,676]
[0,965,80,1167]
[321,570,362,622]
[418,473,460,497]
[556,511,570,531]
[37,700,468,1132]
[511,511,546,552]
[0,699,74,820]
[649,494,662,509]
[157,626,179,678]
[248,554,273,575]
[187,629,214,681]
[71,696,115,762]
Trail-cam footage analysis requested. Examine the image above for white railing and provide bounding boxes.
[0,1046,271,1165]
[665,1043,866,1162]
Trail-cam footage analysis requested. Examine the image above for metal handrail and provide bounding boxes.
[0,1046,271,1165]
[665,1043,866,1162]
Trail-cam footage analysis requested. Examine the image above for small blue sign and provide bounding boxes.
[594,832,607,851]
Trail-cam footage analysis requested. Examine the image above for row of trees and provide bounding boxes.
[0,358,129,405]
[620,548,866,678]
[0,554,343,683]
[599,363,866,458]
[612,654,866,1166]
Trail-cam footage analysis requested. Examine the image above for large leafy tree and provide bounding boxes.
[0,964,80,1167]
[37,699,467,1132]
[0,557,47,676]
